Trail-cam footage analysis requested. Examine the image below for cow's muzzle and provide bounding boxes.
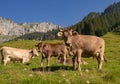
[65,42,71,47]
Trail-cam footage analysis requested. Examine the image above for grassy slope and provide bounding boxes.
[0,32,120,84]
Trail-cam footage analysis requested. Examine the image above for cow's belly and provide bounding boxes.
[82,51,94,58]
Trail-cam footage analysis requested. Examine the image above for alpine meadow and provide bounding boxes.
[0,32,120,84]
[0,1,120,84]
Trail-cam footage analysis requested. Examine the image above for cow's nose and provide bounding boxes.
[65,42,71,46]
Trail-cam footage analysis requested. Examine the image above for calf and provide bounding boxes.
[35,42,67,67]
[0,46,38,65]
[58,47,88,65]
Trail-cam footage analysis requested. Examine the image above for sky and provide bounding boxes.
[0,0,119,27]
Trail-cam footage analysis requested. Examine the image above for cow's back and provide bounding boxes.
[43,43,67,56]
[71,35,105,54]
[1,46,29,58]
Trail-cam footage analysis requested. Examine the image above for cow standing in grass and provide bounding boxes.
[0,46,38,65]
[57,28,107,71]
[35,42,67,67]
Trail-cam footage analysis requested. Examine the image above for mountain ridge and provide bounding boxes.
[1,1,120,43]
[0,17,59,36]
[70,1,120,36]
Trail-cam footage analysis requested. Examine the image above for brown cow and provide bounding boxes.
[35,42,67,67]
[57,28,107,71]
[0,46,38,65]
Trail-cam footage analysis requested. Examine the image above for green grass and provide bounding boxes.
[0,32,120,84]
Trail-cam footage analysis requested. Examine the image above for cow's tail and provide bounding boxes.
[0,47,4,64]
[0,46,4,51]
[103,55,107,63]
[0,47,2,51]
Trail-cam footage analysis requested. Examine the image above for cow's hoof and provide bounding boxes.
[25,63,30,65]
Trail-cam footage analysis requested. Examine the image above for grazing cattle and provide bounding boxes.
[0,46,38,65]
[35,42,67,67]
[57,28,107,71]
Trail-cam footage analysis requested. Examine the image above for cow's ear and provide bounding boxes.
[43,44,46,48]
[57,32,63,36]
[35,44,38,47]
[39,40,42,43]
[72,31,78,36]
[69,28,73,31]
[30,50,33,53]
[59,29,63,32]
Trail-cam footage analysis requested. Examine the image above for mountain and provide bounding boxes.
[103,2,120,14]
[70,1,120,36]
[1,1,120,43]
[0,17,60,43]
[0,17,59,36]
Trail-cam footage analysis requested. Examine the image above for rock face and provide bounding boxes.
[22,22,58,34]
[0,17,58,36]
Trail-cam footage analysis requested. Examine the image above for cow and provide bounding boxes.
[35,42,67,67]
[57,28,107,71]
[68,46,88,65]
[58,46,88,65]
[0,46,39,65]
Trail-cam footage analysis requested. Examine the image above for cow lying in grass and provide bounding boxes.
[0,46,38,65]
[57,28,107,71]
[35,42,67,67]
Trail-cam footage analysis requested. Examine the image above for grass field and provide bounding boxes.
[0,32,120,84]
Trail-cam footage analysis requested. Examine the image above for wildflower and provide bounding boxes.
[29,74,33,77]
[85,69,89,73]
[86,80,90,84]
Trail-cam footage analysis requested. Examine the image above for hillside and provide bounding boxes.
[71,1,120,36]
[0,32,120,84]
[104,2,120,14]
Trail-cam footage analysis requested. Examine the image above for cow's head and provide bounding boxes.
[31,48,39,57]
[57,28,73,38]
[35,42,44,52]
[57,28,78,46]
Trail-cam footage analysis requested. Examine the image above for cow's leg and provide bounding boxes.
[3,57,10,65]
[41,56,45,67]
[22,58,26,64]
[98,52,104,70]
[22,57,29,64]
[72,56,76,70]
[47,56,50,67]
[1,56,4,64]
[63,54,66,65]
[96,52,104,70]
[96,56,100,69]
[3,59,7,65]
[57,55,61,63]
[77,50,82,71]
[46,56,51,71]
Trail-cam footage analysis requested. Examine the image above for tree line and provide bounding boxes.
[71,12,120,36]
[71,2,120,36]
[12,1,120,41]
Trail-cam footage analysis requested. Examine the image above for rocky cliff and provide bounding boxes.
[0,17,58,36]
[0,17,59,43]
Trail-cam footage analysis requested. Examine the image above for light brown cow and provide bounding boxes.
[35,42,67,67]
[57,28,107,71]
[0,46,38,65]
